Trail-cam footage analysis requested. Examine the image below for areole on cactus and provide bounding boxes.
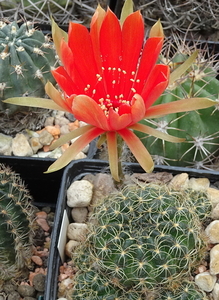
[4,0,216,181]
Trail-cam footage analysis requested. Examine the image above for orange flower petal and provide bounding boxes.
[133,37,164,94]
[52,67,78,96]
[130,123,185,143]
[118,128,154,173]
[121,11,144,96]
[90,4,106,73]
[130,94,146,124]
[45,82,72,112]
[145,97,216,118]
[141,64,170,108]
[68,22,99,88]
[45,126,104,173]
[106,131,119,182]
[72,95,109,130]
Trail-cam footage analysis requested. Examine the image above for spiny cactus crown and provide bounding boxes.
[72,184,211,299]
[0,21,57,114]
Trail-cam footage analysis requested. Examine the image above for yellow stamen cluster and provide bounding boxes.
[82,67,142,116]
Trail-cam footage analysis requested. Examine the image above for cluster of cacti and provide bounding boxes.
[133,37,219,168]
[136,0,219,34]
[71,184,211,299]
[0,0,100,26]
[0,163,35,282]
[0,20,58,134]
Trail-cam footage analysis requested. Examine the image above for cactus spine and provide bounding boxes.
[71,184,211,299]
[134,38,219,168]
[0,164,35,281]
[136,0,219,34]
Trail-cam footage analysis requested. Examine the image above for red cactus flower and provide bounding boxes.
[4,4,215,181]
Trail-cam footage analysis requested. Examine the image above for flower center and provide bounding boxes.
[83,67,141,116]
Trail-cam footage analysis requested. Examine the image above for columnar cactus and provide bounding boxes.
[71,184,211,299]
[134,40,219,168]
[0,164,35,281]
[0,20,57,115]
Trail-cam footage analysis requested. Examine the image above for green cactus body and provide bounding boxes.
[72,184,211,299]
[0,21,57,115]
[134,50,219,168]
[0,164,34,281]
[158,282,209,300]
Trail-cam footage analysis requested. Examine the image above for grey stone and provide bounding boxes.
[17,285,36,297]
[8,291,21,300]
[71,207,88,223]
[38,129,53,145]
[32,273,45,292]
[29,136,42,154]
[83,173,117,212]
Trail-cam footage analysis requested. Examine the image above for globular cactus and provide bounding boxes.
[0,20,57,114]
[71,184,211,299]
[0,163,35,281]
[0,20,58,134]
[134,38,219,168]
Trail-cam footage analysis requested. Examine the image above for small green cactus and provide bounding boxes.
[0,20,57,115]
[0,163,35,281]
[71,184,211,299]
[134,39,219,168]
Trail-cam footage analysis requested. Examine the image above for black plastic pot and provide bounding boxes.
[44,158,219,300]
[0,139,97,207]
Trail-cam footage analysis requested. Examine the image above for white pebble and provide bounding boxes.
[210,244,219,275]
[212,282,219,300]
[67,223,88,241]
[205,220,219,244]
[195,271,217,292]
[65,240,80,258]
[67,180,93,207]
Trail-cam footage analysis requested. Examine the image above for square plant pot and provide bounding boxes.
[44,159,219,300]
[0,139,98,207]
